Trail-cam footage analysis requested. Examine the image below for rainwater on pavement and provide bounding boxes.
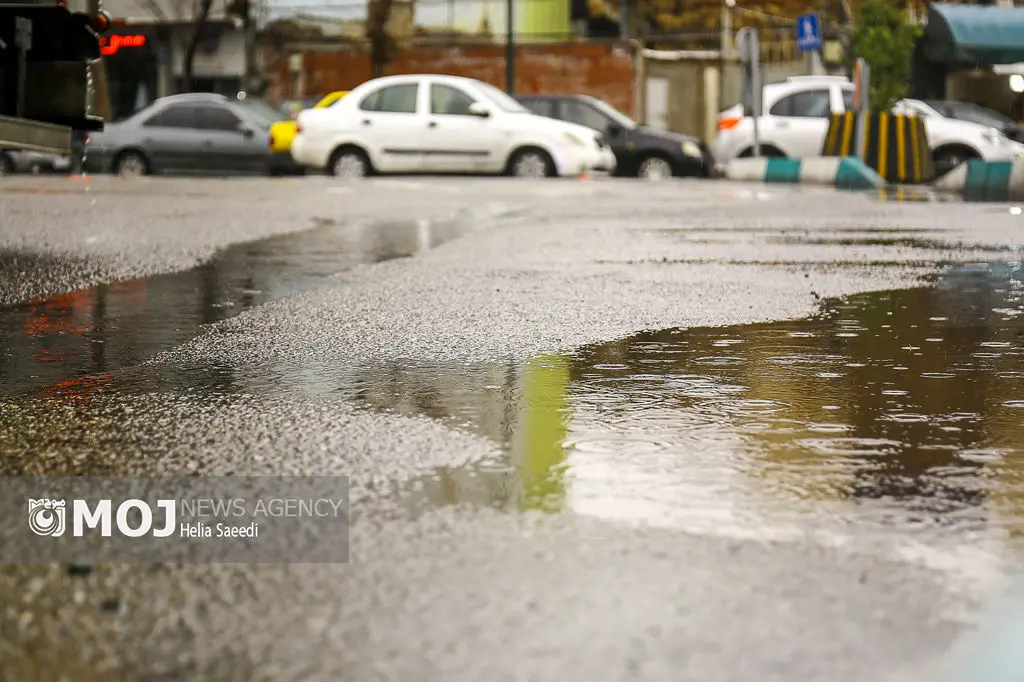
[2,216,1024,574]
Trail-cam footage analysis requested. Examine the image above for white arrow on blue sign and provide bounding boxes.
[796,12,821,52]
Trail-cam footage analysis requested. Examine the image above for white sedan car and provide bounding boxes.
[713,75,1024,174]
[291,74,616,178]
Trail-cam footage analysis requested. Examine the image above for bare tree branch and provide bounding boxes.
[133,0,168,22]
[181,0,215,92]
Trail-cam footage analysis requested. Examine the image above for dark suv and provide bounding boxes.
[517,94,714,179]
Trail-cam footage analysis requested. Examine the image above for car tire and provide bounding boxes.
[329,147,371,178]
[637,155,675,180]
[737,145,786,158]
[933,145,979,177]
[114,151,150,178]
[508,147,555,178]
[0,153,14,176]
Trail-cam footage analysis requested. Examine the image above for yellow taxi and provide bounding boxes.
[270,91,349,154]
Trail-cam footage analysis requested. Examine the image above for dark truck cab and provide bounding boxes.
[0,0,110,155]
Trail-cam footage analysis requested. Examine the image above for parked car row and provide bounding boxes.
[713,75,1024,176]
[6,72,1016,181]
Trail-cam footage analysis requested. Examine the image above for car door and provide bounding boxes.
[765,88,831,157]
[138,104,204,172]
[193,103,266,174]
[355,82,424,173]
[424,81,496,173]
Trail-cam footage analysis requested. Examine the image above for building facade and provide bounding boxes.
[98,0,249,119]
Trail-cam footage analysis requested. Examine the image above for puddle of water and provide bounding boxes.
[4,249,1024,567]
[61,260,1021,551]
[0,219,465,396]
[216,261,1023,551]
[875,186,961,203]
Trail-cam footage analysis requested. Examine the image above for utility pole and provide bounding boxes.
[721,0,735,58]
[244,0,257,93]
[505,0,515,94]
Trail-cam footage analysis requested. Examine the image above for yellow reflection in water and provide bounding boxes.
[513,354,571,512]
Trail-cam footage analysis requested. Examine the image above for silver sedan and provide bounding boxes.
[0,149,69,175]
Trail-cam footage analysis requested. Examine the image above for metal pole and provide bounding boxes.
[505,0,515,95]
[852,58,870,159]
[721,1,732,56]
[749,29,762,157]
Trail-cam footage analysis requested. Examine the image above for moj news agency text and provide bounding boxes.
[27,496,347,539]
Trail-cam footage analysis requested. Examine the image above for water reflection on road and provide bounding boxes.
[340,261,1024,560]
[3,253,1024,566]
[0,218,462,396]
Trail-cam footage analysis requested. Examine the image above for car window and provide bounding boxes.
[194,105,243,131]
[946,102,1014,128]
[234,99,287,127]
[842,89,854,112]
[143,104,196,128]
[359,84,418,114]
[520,98,554,117]
[561,99,610,131]
[769,89,830,118]
[430,84,477,116]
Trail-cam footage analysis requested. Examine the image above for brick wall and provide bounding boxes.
[265,41,637,116]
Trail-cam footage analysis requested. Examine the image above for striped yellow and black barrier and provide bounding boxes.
[822,113,935,184]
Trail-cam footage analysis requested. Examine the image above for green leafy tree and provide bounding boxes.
[851,0,921,111]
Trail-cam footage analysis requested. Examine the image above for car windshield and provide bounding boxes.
[473,81,528,113]
[235,99,289,128]
[930,100,1014,128]
[584,97,637,129]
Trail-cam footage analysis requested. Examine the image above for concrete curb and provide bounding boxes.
[724,157,886,191]
[934,159,1024,202]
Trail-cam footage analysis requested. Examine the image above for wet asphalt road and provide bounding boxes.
[2,175,1024,682]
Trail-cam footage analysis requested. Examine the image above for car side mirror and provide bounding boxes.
[239,125,254,138]
[606,122,623,138]
[468,102,490,118]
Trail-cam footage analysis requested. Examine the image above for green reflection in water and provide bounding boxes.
[514,354,571,512]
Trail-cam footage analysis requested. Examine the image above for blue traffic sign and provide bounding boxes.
[796,12,821,52]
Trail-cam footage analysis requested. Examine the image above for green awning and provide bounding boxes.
[925,3,1024,65]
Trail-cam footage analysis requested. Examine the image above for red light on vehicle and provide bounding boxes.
[269,133,275,148]
[87,10,112,34]
[295,123,302,134]
[717,116,743,131]
[99,34,146,56]
[55,0,67,6]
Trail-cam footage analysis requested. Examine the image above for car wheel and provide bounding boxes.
[933,146,978,177]
[637,156,675,180]
[0,154,14,176]
[509,148,555,178]
[115,151,149,178]
[330,149,370,178]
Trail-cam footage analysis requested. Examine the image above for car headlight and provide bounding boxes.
[563,132,586,147]
[681,140,703,158]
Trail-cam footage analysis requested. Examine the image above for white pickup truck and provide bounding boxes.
[712,75,1024,175]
